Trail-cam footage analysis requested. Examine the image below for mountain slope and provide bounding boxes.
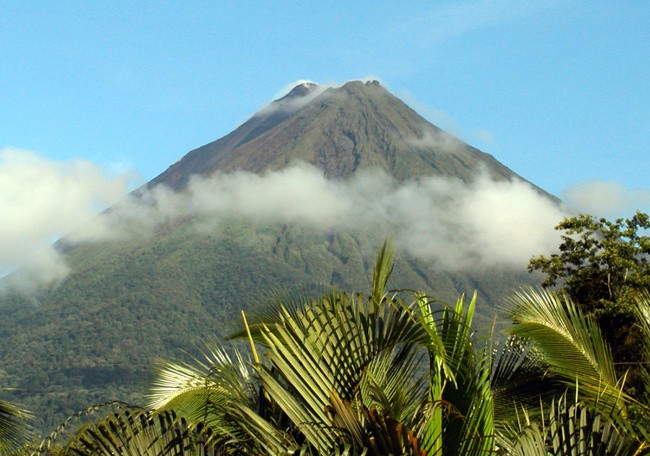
[150,81,539,191]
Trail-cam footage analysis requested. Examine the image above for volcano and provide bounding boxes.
[0,80,556,432]
[150,80,532,190]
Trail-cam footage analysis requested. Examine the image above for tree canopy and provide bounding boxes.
[528,211,650,307]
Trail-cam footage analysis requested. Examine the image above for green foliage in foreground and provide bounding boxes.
[0,394,31,456]
[26,243,650,455]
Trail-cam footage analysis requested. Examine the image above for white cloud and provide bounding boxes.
[2,156,570,291]
[88,164,568,269]
[0,148,133,288]
[563,180,650,218]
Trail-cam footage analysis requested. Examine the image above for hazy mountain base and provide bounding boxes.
[0,216,533,433]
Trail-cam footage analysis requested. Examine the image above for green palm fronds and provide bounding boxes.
[501,391,649,456]
[41,242,650,455]
[0,395,31,456]
[506,289,628,414]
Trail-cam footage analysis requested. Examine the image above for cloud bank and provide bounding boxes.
[77,164,567,271]
[2,149,571,292]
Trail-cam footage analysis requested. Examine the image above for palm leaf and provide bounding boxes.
[489,336,559,424]
[630,293,650,439]
[246,248,427,453]
[417,292,495,456]
[0,395,31,456]
[372,240,395,303]
[505,288,626,414]
[502,391,650,456]
[150,343,298,454]
[57,409,217,456]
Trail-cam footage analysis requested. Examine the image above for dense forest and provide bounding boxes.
[1,212,649,455]
[0,220,532,433]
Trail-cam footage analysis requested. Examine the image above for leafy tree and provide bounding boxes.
[528,211,650,391]
[528,211,650,306]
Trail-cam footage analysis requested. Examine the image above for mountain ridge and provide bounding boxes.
[150,80,553,199]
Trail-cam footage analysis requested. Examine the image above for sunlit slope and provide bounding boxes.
[151,81,549,193]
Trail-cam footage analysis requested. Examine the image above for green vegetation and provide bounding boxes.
[529,211,650,396]
[0,221,531,434]
[0,394,31,455]
[23,242,650,455]
[4,211,649,454]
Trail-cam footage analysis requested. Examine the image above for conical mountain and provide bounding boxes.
[0,80,552,433]
[150,80,532,190]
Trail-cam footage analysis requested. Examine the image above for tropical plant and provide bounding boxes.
[495,288,650,454]
[39,243,650,455]
[528,211,650,388]
[143,242,500,455]
[0,393,31,456]
[499,391,649,456]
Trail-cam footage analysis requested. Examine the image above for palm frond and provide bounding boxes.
[417,292,495,456]
[149,343,298,454]
[0,395,31,456]
[55,409,218,456]
[489,336,558,423]
[501,391,650,456]
[630,292,650,438]
[248,265,426,451]
[371,240,395,303]
[359,344,429,425]
[505,288,626,414]
[149,343,253,416]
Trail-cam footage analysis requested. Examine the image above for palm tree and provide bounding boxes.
[43,245,650,455]
[495,288,650,455]
[145,242,497,455]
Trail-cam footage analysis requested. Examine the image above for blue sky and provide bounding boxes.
[1,1,649,282]
[2,1,648,196]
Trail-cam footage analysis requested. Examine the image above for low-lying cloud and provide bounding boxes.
[73,166,568,278]
[2,149,571,292]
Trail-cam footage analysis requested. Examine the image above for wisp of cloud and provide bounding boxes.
[0,148,133,290]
